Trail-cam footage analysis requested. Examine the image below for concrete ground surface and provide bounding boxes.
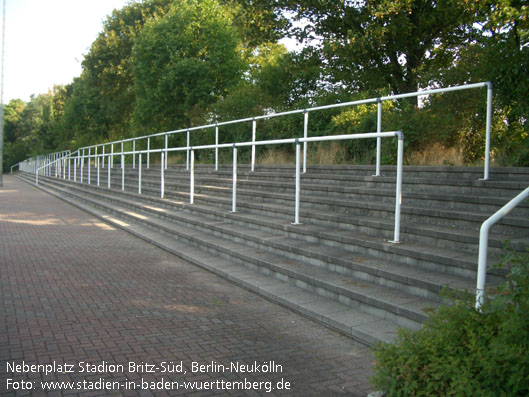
[0,175,376,396]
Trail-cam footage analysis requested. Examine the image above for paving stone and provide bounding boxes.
[1,176,375,396]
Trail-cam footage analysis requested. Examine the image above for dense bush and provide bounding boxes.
[371,247,529,396]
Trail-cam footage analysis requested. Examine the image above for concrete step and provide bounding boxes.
[23,176,400,346]
[20,162,527,346]
[70,163,529,230]
[129,181,527,256]
[25,174,434,339]
[28,169,525,273]
[33,175,486,302]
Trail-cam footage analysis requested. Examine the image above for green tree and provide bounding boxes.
[74,0,173,142]
[133,0,246,132]
[267,1,482,100]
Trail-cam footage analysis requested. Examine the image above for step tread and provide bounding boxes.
[26,175,400,346]
[38,177,438,325]
[39,175,482,287]
[35,174,510,280]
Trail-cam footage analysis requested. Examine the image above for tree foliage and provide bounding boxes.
[133,0,245,132]
[3,0,529,172]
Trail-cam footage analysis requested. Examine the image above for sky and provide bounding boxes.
[1,0,130,103]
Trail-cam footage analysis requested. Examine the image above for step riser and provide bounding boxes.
[69,166,527,202]
[39,178,423,330]
[36,177,448,302]
[34,174,508,284]
[67,178,518,259]
[69,167,529,217]
[35,171,524,259]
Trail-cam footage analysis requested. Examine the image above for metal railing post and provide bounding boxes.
[293,140,302,225]
[186,129,190,171]
[147,138,150,169]
[121,155,125,191]
[87,148,91,185]
[215,123,219,171]
[133,140,136,169]
[97,156,100,186]
[68,157,71,180]
[80,156,84,183]
[251,119,256,172]
[303,111,308,174]
[120,142,124,168]
[232,145,237,212]
[165,134,168,169]
[190,149,195,204]
[482,82,492,181]
[374,99,382,177]
[107,155,111,189]
[102,146,105,168]
[138,154,142,194]
[390,132,404,243]
[161,152,165,198]
[74,157,77,182]
[476,186,529,309]
[110,144,114,168]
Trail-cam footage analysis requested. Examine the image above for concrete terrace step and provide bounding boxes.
[21,175,414,345]
[29,174,485,301]
[34,169,517,277]
[19,163,528,346]
[129,180,527,255]
[74,164,529,236]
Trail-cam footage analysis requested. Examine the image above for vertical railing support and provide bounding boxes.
[293,140,302,225]
[161,152,165,198]
[303,111,308,174]
[121,155,125,191]
[482,82,492,181]
[80,156,84,184]
[133,140,136,169]
[190,149,195,204]
[74,157,77,182]
[138,153,142,194]
[476,186,529,309]
[390,132,404,243]
[164,134,168,169]
[215,123,219,171]
[186,129,190,171]
[107,155,111,189]
[87,148,91,185]
[110,144,114,168]
[251,119,256,172]
[102,146,105,168]
[374,99,382,177]
[97,156,100,186]
[232,145,237,213]
[147,138,150,169]
[68,157,71,181]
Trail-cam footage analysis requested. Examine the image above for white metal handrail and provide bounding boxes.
[475,186,529,309]
[19,150,71,175]
[72,82,492,180]
[37,130,404,243]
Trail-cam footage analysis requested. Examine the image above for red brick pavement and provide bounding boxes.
[0,175,376,396]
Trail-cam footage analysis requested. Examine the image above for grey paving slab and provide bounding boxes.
[1,175,376,396]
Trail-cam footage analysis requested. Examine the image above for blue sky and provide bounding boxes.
[2,0,129,102]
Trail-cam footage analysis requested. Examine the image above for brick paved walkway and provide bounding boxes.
[0,175,376,396]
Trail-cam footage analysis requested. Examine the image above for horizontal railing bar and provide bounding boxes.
[75,82,489,153]
[75,131,401,157]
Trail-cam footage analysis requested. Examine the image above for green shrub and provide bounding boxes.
[371,248,529,396]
